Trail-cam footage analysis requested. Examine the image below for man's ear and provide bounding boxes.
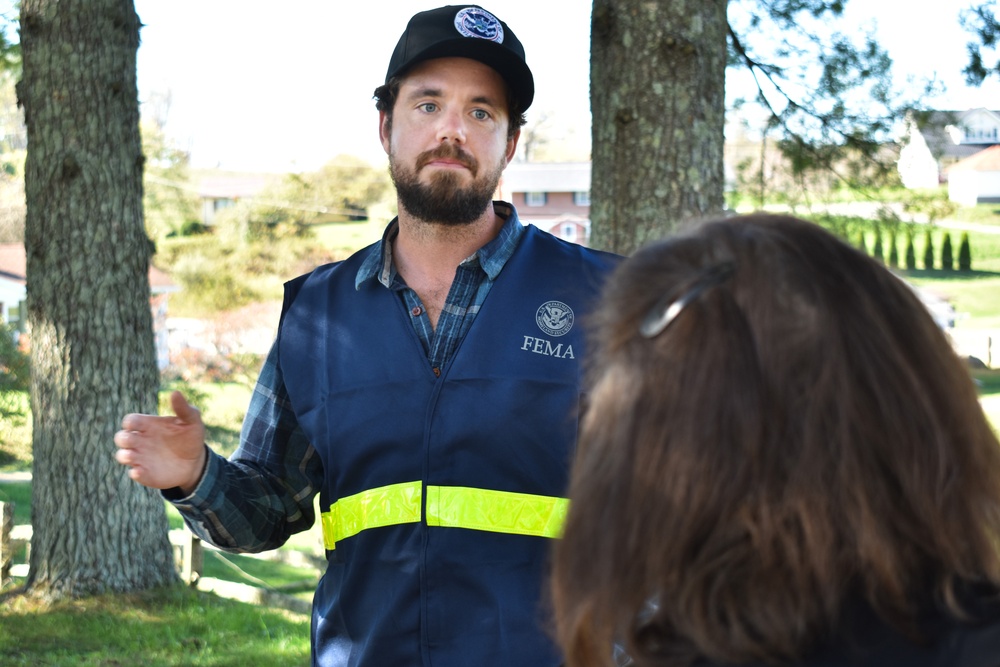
[379,110,391,155]
[505,128,520,164]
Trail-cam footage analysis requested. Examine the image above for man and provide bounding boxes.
[115,6,619,666]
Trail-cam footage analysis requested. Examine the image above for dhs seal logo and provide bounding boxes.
[536,301,574,337]
[454,7,504,43]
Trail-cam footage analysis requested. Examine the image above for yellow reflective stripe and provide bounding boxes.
[320,483,569,549]
[320,481,422,550]
[426,485,568,539]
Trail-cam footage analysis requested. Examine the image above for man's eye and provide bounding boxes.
[419,103,438,113]
[472,109,489,120]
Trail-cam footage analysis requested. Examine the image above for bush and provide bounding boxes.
[872,232,884,264]
[888,230,899,268]
[941,233,954,271]
[0,324,29,394]
[958,232,972,271]
[923,230,935,270]
[905,232,917,270]
[172,253,260,313]
[856,231,867,254]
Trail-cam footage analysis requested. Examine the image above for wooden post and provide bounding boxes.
[1,501,12,583]
[169,529,203,585]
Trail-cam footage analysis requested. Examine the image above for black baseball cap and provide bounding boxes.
[385,5,534,112]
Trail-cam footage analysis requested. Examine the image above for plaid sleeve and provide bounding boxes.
[168,343,323,553]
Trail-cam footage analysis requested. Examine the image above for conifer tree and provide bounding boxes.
[923,230,935,270]
[958,232,972,271]
[941,233,954,271]
[905,232,917,270]
[873,232,884,264]
[888,229,899,268]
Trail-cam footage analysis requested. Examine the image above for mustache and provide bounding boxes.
[416,144,478,174]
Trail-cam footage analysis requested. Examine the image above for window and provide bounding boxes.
[573,191,590,206]
[561,223,576,239]
[524,192,547,207]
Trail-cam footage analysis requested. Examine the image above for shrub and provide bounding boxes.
[958,232,972,271]
[856,231,867,254]
[905,232,917,270]
[940,233,954,271]
[872,232,884,264]
[923,229,935,270]
[888,230,899,268]
[0,323,29,394]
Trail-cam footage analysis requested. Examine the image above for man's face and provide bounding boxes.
[380,57,519,225]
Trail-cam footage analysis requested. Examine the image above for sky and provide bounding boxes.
[8,1,998,173]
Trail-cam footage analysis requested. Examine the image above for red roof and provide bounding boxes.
[0,243,26,283]
[0,243,176,292]
[947,145,1000,173]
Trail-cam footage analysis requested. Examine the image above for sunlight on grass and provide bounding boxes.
[0,587,310,666]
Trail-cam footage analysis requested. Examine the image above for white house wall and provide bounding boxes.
[949,170,1000,206]
[0,276,25,325]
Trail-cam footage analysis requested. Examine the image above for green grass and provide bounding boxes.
[1,479,321,665]
[974,370,1000,436]
[951,203,1000,227]
[0,586,310,666]
[311,218,384,257]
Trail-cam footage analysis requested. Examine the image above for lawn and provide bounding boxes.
[0,476,320,665]
[0,586,311,666]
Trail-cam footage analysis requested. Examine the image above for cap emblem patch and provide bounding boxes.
[454,7,504,43]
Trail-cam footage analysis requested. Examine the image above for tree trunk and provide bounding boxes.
[590,0,728,255]
[19,0,177,598]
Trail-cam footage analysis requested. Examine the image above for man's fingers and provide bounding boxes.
[120,413,146,432]
[170,390,201,424]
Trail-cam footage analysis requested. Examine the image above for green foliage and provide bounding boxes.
[960,2,1000,85]
[959,232,973,271]
[216,155,391,242]
[172,251,261,313]
[249,155,392,231]
[941,233,954,271]
[157,232,334,317]
[923,229,935,270]
[872,232,884,264]
[0,324,28,394]
[172,219,208,237]
[905,231,917,270]
[141,120,201,240]
[855,230,867,254]
[726,0,927,197]
[902,192,958,224]
[888,229,899,268]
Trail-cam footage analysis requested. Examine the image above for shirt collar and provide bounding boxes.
[355,202,524,290]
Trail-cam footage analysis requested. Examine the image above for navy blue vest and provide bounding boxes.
[278,225,618,667]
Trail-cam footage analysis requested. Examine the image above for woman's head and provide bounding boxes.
[553,214,1000,667]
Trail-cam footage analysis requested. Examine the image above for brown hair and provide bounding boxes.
[552,213,1000,667]
[374,74,526,141]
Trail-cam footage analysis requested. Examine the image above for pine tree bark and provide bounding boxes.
[19,0,177,597]
[590,0,728,255]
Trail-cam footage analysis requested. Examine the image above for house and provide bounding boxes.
[898,108,1000,189]
[498,161,591,245]
[0,243,178,368]
[195,171,279,226]
[0,243,25,327]
[947,144,1000,207]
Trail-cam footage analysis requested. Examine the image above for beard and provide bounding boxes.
[389,143,506,225]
